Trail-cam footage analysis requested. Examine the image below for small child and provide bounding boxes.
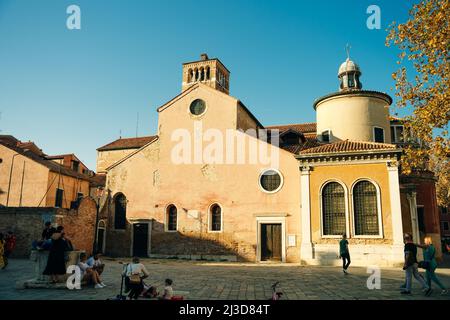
[159,279,174,300]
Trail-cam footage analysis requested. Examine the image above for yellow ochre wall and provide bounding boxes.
[309,162,393,245]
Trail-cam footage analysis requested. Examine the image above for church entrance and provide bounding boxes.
[132,223,149,257]
[260,223,282,261]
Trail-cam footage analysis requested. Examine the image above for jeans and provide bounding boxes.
[341,252,351,270]
[405,263,428,291]
[426,267,446,290]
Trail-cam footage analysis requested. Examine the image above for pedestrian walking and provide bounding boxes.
[0,233,6,270]
[339,233,351,274]
[3,231,17,269]
[417,236,448,295]
[401,233,432,295]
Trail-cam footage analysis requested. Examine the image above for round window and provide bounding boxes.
[189,99,206,116]
[259,169,283,193]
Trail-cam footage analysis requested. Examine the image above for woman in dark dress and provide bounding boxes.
[43,226,67,283]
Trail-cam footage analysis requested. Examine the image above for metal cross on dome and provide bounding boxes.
[345,43,351,60]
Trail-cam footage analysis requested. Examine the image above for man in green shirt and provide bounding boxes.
[339,233,350,274]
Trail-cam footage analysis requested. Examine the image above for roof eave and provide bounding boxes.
[296,148,402,159]
[313,90,393,110]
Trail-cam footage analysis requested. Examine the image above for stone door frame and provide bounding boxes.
[129,219,152,257]
[255,216,286,263]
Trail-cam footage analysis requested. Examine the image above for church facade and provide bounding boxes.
[96,54,441,266]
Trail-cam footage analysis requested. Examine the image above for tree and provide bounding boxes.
[386,0,449,205]
[432,157,450,207]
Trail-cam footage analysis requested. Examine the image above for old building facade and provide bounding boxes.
[97,54,442,266]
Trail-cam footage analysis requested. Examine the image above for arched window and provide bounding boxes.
[188,69,193,82]
[166,205,177,231]
[210,204,222,231]
[353,180,380,236]
[322,182,346,236]
[114,193,127,230]
[206,67,210,80]
[200,68,205,81]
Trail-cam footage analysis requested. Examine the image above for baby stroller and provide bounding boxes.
[107,262,129,300]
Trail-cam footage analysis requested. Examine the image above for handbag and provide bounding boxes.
[418,260,430,270]
[127,265,141,284]
[129,274,141,284]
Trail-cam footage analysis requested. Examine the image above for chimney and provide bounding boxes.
[200,53,209,61]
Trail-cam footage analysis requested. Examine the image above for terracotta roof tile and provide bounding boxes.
[299,140,398,155]
[266,122,317,134]
[97,136,158,151]
[277,133,322,155]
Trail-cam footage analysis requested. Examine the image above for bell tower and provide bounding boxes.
[182,53,230,94]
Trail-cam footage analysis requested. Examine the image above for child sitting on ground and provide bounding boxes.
[158,279,174,300]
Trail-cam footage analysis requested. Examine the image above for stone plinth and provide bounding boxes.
[18,250,85,289]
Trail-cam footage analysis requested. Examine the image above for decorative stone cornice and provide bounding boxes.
[297,150,400,166]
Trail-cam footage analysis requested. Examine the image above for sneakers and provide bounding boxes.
[343,269,348,274]
[94,284,104,289]
[425,288,433,296]
[100,282,107,287]
[441,289,448,295]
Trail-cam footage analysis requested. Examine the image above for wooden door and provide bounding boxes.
[261,224,282,261]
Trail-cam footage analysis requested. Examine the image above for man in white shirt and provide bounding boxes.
[78,253,106,289]
[87,252,105,275]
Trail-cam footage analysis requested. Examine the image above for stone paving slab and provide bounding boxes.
[0,258,449,300]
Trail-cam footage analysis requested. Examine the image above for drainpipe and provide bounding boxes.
[6,153,19,206]
[19,161,26,207]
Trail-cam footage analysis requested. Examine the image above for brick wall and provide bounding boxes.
[0,209,48,257]
[0,197,97,258]
[54,197,97,255]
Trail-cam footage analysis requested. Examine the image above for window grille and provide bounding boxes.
[353,181,379,235]
[322,182,346,236]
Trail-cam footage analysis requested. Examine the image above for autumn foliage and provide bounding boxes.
[387,0,449,206]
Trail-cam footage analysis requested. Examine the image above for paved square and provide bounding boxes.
[1,258,449,300]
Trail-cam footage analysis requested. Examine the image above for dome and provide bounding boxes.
[338,58,361,76]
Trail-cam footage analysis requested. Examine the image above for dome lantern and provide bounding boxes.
[338,45,362,91]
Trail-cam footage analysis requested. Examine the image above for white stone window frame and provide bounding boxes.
[319,179,350,239]
[320,129,332,143]
[207,203,224,233]
[373,126,385,143]
[187,98,208,118]
[164,204,179,233]
[97,219,107,253]
[390,125,404,143]
[258,168,284,194]
[350,178,384,239]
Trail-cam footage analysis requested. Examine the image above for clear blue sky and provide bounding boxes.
[0,0,416,170]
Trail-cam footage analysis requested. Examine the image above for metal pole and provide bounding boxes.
[93,198,99,254]
[92,187,104,254]
[6,154,19,206]
[19,161,26,206]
